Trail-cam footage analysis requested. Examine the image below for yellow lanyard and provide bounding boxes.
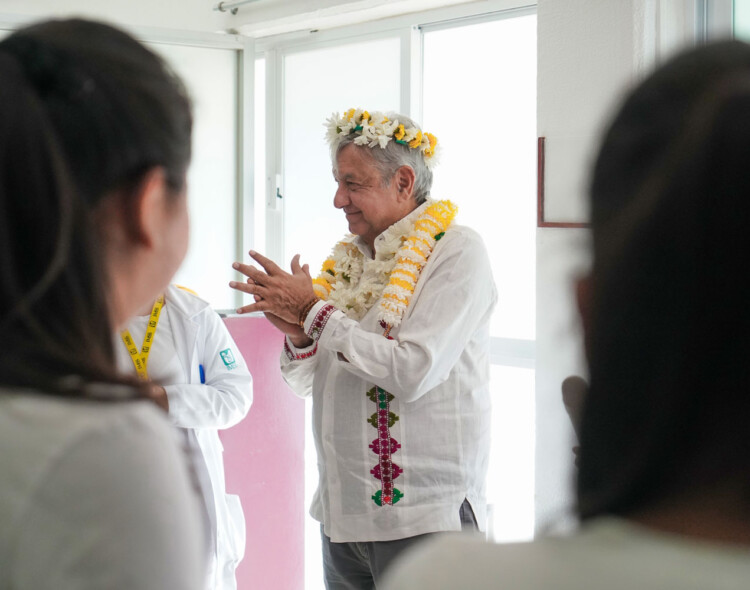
[120,295,165,380]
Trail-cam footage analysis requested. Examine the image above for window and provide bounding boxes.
[150,42,243,309]
[423,10,537,542]
[255,3,536,586]
[281,37,402,268]
[276,34,403,589]
[0,24,254,310]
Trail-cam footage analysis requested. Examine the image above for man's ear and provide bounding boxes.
[394,165,416,201]
[132,167,169,249]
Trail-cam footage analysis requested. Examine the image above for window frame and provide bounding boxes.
[254,0,534,266]
[254,3,539,558]
[0,19,255,311]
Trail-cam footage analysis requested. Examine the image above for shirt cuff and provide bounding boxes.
[303,301,339,341]
[284,337,318,362]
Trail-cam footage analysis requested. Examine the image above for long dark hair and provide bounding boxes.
[577,40,750,519]
[0,19,192,396]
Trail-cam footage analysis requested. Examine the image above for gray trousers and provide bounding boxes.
[320,499,478,590]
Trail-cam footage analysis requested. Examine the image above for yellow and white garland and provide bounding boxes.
[325,108,439,169]
[313,200,457,327]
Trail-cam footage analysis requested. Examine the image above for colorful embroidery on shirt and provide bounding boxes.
[368,386,403,506]
[284,339,318,362]
[307,303,337,341]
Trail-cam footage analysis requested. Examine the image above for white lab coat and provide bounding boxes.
[125,285,253,590]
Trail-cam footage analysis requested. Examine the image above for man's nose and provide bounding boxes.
[333,186,348,209]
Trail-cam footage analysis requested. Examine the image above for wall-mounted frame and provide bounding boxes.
[536,136,589,229]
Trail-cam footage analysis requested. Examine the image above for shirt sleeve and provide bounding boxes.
[166,308,253,429]
[9,403,207,590]
[279,335,320,399]
[311,228,497,403]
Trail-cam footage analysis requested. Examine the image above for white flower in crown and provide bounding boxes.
[324,107,440,169]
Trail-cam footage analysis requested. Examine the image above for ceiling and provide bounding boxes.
[219,0,479,37]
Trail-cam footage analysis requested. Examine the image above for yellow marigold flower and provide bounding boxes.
[426,132,438,149]
[381,116,389,123]
[394,124,405,140]
[361,111,370,121]
[383,292,409,305]
[415,217,439,230]
[322,258,335,273]
[313,278,333,294]
[397,257,420,268]
[390,277,416,291]
[408,130,423,149]
[407,235,432,250]
[345,108,356,120]
[392,268,419,282]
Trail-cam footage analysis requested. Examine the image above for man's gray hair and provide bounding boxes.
[333,112,433,205]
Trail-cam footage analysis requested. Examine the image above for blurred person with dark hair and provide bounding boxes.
[383,40,750,590]
[0,18,204,589]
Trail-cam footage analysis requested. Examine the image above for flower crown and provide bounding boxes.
[325,108,439,169]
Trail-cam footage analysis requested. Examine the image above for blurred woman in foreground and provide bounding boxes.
[384,40,750,590]
[0,19,204,588]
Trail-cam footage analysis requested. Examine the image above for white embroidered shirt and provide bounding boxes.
[281,207,497,543]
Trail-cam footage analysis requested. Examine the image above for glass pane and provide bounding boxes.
[283,38,401,272]
[150,43,238,309]
[282,37,401,590]
[423,15,537,340]
[487,364,535,542]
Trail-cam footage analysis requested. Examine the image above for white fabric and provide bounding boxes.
[0,392,206,590]
[118,310,211,532]
[115,285,253,590]
[116,299,216,587]
[282,206,497,543]
[381,517,750,589]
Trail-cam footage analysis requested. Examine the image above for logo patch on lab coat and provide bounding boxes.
[220,348,238,370]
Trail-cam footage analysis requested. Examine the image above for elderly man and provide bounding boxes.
[230,109,497,589]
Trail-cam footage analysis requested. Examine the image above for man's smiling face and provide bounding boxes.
[332,143,413,251]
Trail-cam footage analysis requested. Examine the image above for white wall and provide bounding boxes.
[535,0,647,534]
[534,0,703,532]
[536,0,647,529]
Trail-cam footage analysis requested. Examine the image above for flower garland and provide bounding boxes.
[325,108,439,169]
[311,199,457,507]
[312,199,457,327]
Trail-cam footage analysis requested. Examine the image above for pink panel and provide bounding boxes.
[221,316,305,590]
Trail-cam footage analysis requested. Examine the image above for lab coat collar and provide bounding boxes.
[164,284,211,320]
